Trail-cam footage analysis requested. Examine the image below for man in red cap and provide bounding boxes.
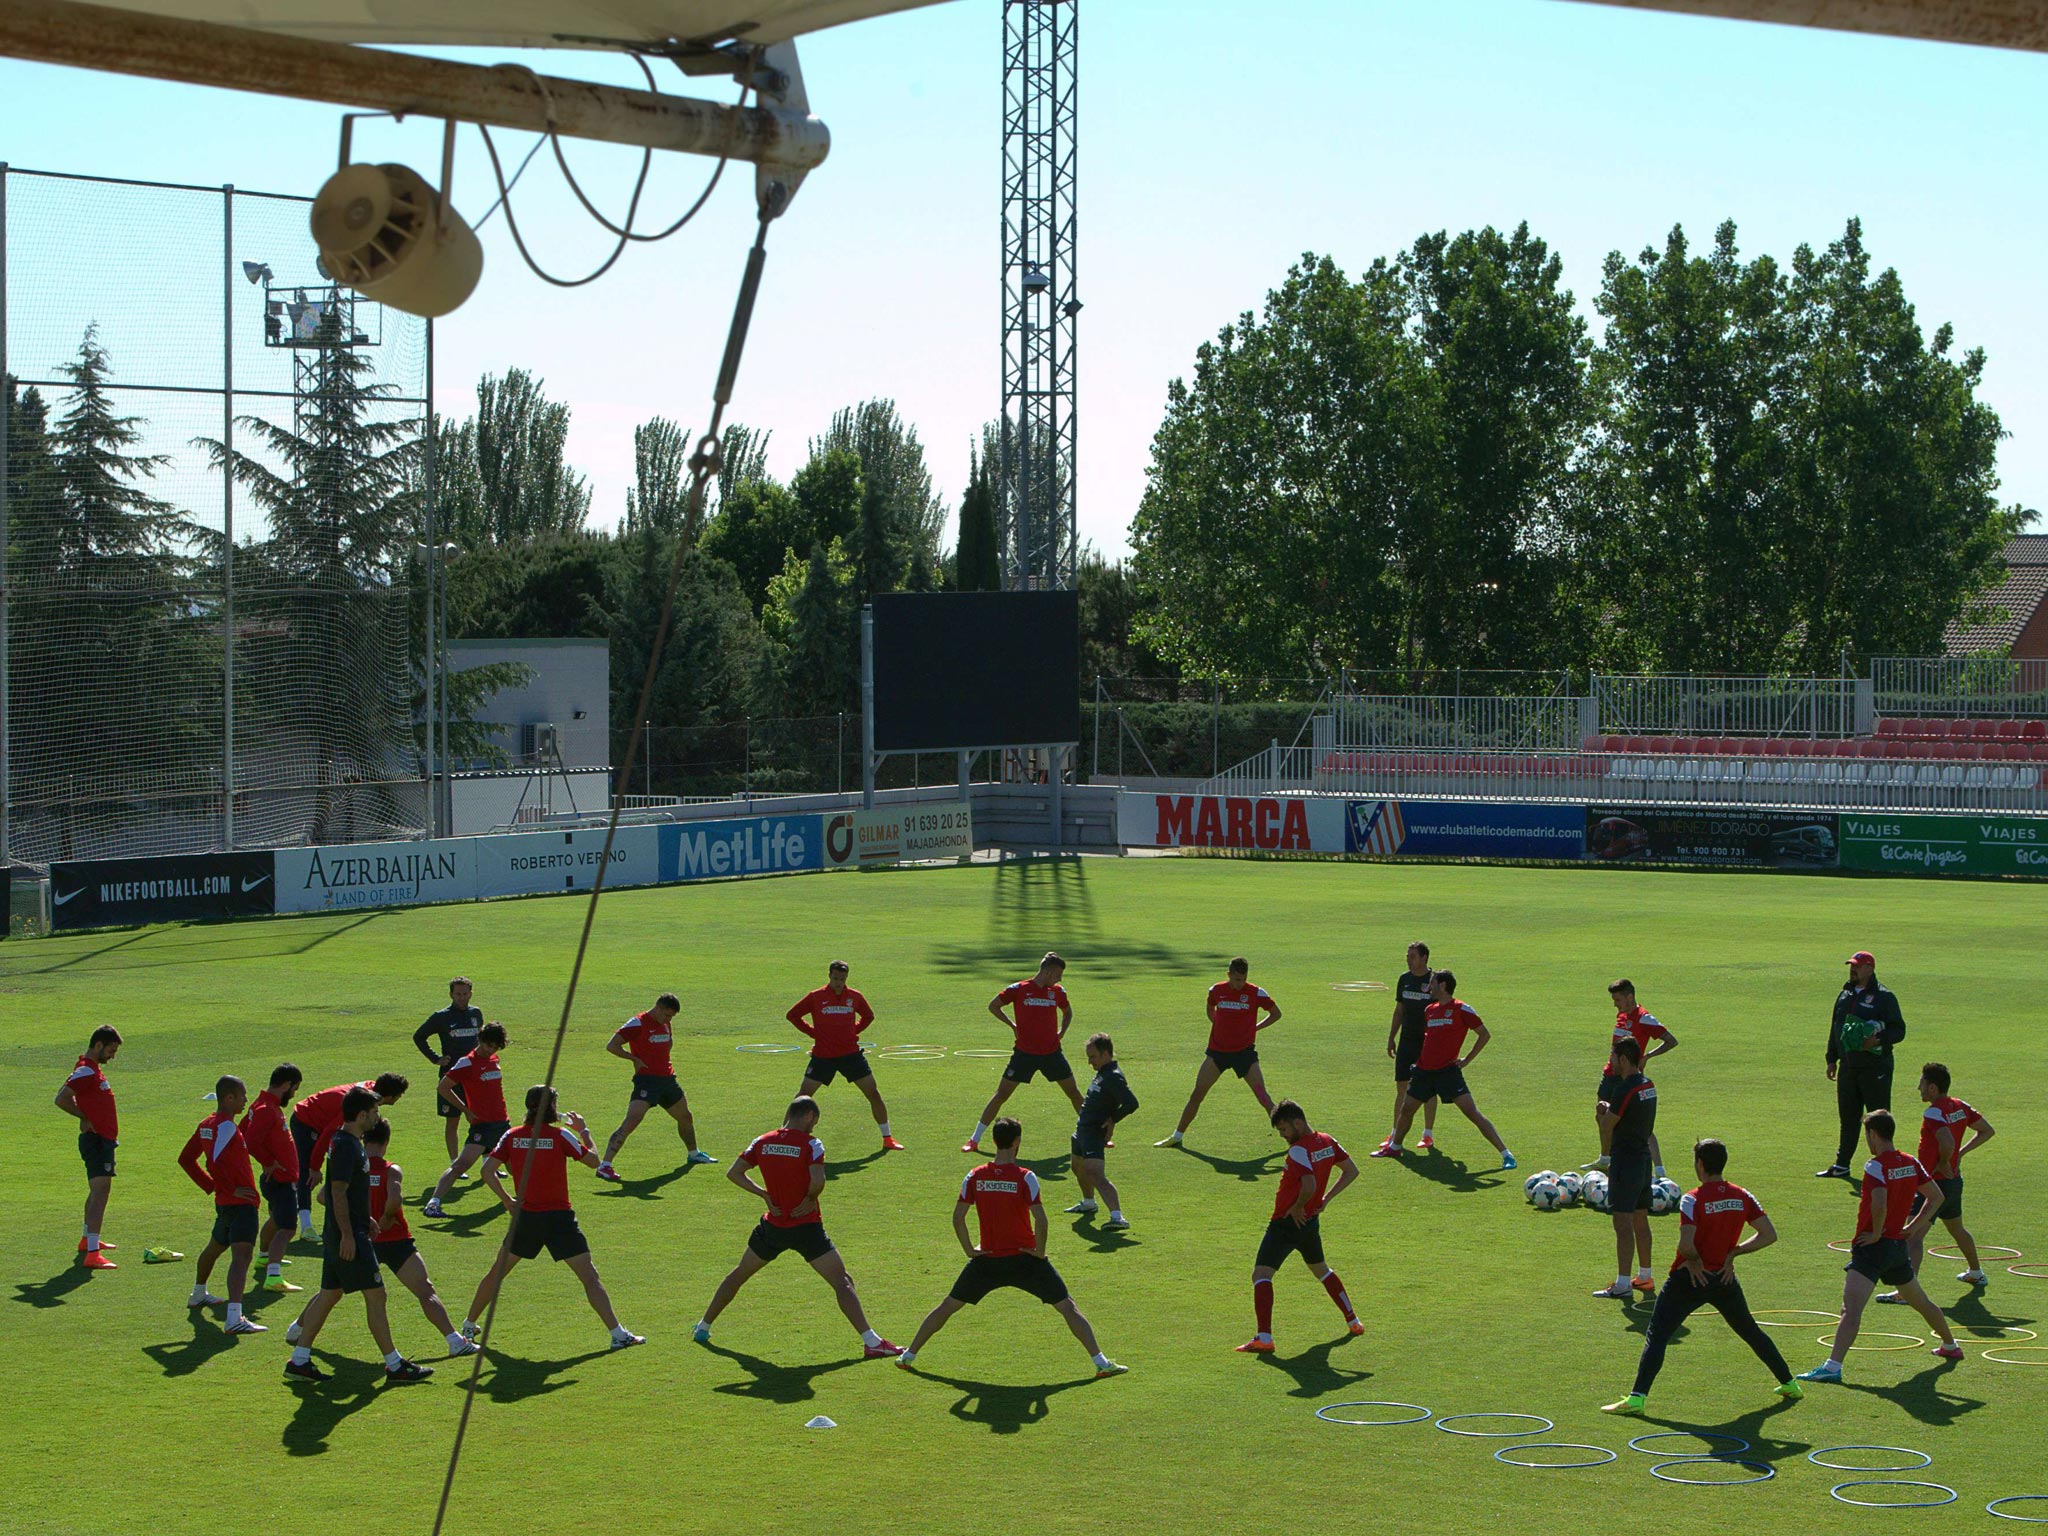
[1817,950,1906,1179]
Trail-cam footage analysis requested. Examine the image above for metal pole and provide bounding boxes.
[644,720,652,798]
[957,748,969,800]
[221,184,236,849]
[421,313,437,836]
[837,711,844,795]
[1090,673,1101,781]
[744,715,751,806]
[0,163,10,868]
[861,605,875,810]
[437,539,450,832]
[1048,742,1062,852]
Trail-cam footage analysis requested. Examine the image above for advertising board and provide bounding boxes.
[51,851,278,930]
[274,839,478,913]
[1584,807,1840,868]
[1344,801,1587,859]
[659,815,824,883]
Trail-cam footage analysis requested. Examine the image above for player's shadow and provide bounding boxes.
[1257,1337,1370,1398]
[425,1204,507,1242]
[10,1265,95,1309]
[1618,1298,1675,1339]
[1397,1153,1503,1195]
[467,1346,612,1402]
[1839,1359,1985,1426]
[700,1342,863,1403]
[140,1313,243,1377]
[1636,1398,1807,1464]
[1067,1215,1140,1252]
[908,1368,1094,1434]
[1947,1291,2034,1337]
[280,1360,407,1456]
[1173,1146,1285,1183]
[597,1165,690,1201]
[1019,1154,1072,1180]
[824,1148,887,1178]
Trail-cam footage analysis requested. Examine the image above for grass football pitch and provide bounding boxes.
[4,856,2044,1532]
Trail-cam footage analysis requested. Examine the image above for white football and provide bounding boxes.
[1530,1181,1566,1211]
[1552,1179,1580,1208]
[1582,1171,1611,1212]
[1556,1171,1585,1201]
[1524,1170,1559,1203]
[1650,1178,1682,1215]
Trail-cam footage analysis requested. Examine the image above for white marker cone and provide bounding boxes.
[805,1416,837,1429]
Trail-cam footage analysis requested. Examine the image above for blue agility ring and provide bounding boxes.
[1494,1443,1617,1468]
[1650,1457,1775,1485]
[1830,1481,1957,1508]
[1435,1412,1553,1437]
[1988,1497,2048,1522]
[1809,1445,1932,1471]
[1629,1431,1750,1456]
[1313,1401,1431,1426]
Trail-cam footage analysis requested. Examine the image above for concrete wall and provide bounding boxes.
[448,639,610,769]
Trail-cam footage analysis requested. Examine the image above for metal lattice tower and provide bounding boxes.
[999,0,1077,591]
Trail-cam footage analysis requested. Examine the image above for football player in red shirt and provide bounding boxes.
[242,1063,304,1293]
[1601,1138,1801,1415]
[788,961,902,1151]
[1879,1061,1999,1302]
[692,1096,900,1358]
[460,1085,643,1351]
[1376,972,1515,1169]
[287,1072,410,1239]
[1798,1109,1963,1383]
[319,1119,477,1358]
[896,1116,1126,1378]
[965,953,1085,1154]
[56,1026,123,1268]
[422,1022,512,1216]
[596,992,716,1179]
[1236,1100,1362,1353]
[1584,980,1675,1178]
[1155,958,1281,1147]
[176,1075,267,1334]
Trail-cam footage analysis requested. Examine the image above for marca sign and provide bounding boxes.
[1117,793,1344,852]
[659,815,824,883]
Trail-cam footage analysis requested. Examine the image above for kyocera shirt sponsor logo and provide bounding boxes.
[757,1142,805,1157]
[980,1179,1022,1193]
[1700,1198,1747,1216]
[674,820,814,878]
[1153,796,1310,850]
[1308,1145,1336,1164]
[1886,1163,1918,1181]
[300,849,463,891]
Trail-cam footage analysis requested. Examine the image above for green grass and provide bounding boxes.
[3,856,2044,1532]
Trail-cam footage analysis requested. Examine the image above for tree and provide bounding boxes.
[717,423,771,510]
[438,369,591,546]
[700,475,810,611]
[623,416,693,539]
[812,400,945,600]
[1076,551,1171,680]
[953,433,1001,592]
[762,537,861,718]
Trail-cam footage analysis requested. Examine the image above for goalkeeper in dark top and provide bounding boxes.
[1818,951,1906,1179]
[1064,1034,1138,1230]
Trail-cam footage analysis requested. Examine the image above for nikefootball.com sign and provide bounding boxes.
[50,852,278,930]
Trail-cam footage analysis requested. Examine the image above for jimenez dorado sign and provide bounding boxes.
[1838,814,2048,876]
[1584,807,1840,869]
[51,851,278,930]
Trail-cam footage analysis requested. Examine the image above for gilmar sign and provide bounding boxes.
[1116,793,1344,852]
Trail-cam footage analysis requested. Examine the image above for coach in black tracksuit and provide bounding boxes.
[1818,950,1906,1179]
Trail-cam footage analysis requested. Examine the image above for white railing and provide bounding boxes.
[1324,692,1584,753]
[1872,657,2048,719]
[1592,674,1862,738]
[1200,745,2048,815]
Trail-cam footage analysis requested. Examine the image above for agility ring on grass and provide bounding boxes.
[1753,1309,1840,1328]
[951,1048,1014,1059]
[1981,1346,2048,1365]
[1629,1431,1749,1456]
[2009,1263,2048,1279]
[869,1044,947,1060]
[1435,1413,1553,1437]
[1313,1401,1432,1426]
[1829,1481,1957,1508]
[1930,1242,2020,1262]
[1987,1496,2048,1522]
[734,1043,803,1053]
[1809,1446,1933,1471]
[1649,1457,1775,1486]
[1816,1330,1924,1352]
[1494,1444,1616,1469]
[1328,981,1390,992]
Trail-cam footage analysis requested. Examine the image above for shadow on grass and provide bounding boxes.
[1397,1151,1505,1195]
[465,1346,613,1403]
[1256,1335,1370,1398]
[10,1264,95,1309]
[422,1201,507,1242]
[1947,1290,2035,1337]
[1173,1145,1285,1183]
[1018,1154,1072,1181]
[141,1312,244,1377]
[12,913,385,977]
[596,1164,690,1201]
[1838,1358,1984,1426]
[824,1148,887,1178]
[700,1342,865,1403]
[282,1358,415,1456]
[904,1367,1099,1434]
[1635,1395,1808,1463]
[1066,1214,1140,1253]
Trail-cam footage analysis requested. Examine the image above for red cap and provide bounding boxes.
[1846,951,1875,966]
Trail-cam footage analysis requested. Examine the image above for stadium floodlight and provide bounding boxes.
[241,259,273,284]
[1022,266,1051,296]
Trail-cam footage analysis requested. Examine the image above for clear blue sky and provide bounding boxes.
[4,0,2045,557]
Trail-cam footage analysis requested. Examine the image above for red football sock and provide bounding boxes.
[1322,1271,1355,1322]
[1253,1278,1274,1335]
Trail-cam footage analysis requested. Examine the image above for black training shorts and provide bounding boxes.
[949,1252,1069,1306]
[1003,1050,1074,1085]
[1255,1214,1325,1270]
[805,1051,874,1085]
[261,1175,298,1228]
[321,1232,383,1293]
[465,1118,511,1151]
[509,1208,591,1263]
[1846,1236,1916,1286]
[210,1205,261,1247]
[78,1131,117,1180]
[1608,1154,1654,1215]
[1206,1047,1259,1078]
[631,1074,685,1110]
[746,1219,835,1265]
[373,1237,420,1273]
[1405,1064,1468,1104]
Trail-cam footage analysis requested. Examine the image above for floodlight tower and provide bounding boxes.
[999,0,1078,592]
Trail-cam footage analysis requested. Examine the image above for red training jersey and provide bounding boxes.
[998,979,1068,1055]
[960,1161,1042,1258]
[1917,1096,1982,1176]
[1609,1006,1670,1063]
[788,986,874,1058]
[486,1122,588,1214]
[1858,1148,1934,1240]
[1674,1179,1765,1274]
[240,1089,299,1183]
[65,1057,118,1141]
[739,1126,825,1228]
[369,1155,412,1243]
[1206,980,1275,1053]
[447,1050,507,1122]
[616,1010,676,1077]
[1272,1130,1348,1221]
[1416,1000,1481,1071]
[293,1080,374,1134]
[177,1111,259,1208]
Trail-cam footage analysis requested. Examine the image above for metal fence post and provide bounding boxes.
[1091,673,1101,781]
[860,605,876,810]
[0,163,10,868]
[220,184,236,849]
[644,720,652,798]
[837,712,844,795]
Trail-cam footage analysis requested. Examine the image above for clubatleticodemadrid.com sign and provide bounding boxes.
[50,852,278,931]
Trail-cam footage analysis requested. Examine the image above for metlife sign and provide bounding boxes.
[660,815,823,883]
[274,839,478,914]
[51,852,278,930]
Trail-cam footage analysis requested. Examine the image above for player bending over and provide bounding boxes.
[897,1117,1126,1378]
[1583,980,1673,1179]
[1375,972,1515,1171]
[1236,1099,1361,1353]
[287,1073,410,1240]
[1798,1110,1963,1384]
[692,1096,899,1358]
[175,1075,266,1335]
[423,1022,511,1217]
[596,993,716,1179]
[1157,958,1279,1147]
[1601,1137,1802,1415]
[1067,1034,1138,1226]
[964,953,1085,1154]
[55,1026,123,1268]
[787,961,903,1150]
[1879,1061,1997,1303]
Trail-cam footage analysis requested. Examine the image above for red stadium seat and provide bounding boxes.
[1970,719,2000,741]
[1876,718,1904,737]
[1857,738,1886,759]
[2023,721,2048,742]
[1762,738,1789,757]
[1621,736,1647,753]
[1943,719,1973,740]
[1581,735,1604,753]
[1907,741,1936,759]
[1603,735,1625,752]
[1996,719,2024,740]
[1646,736,1673,754]
[1829,739,1857,757]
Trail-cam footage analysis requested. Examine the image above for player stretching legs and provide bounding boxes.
[1237,1100,1362,1353]
[287,1073,411,1241]
[1591,1039,1659,1299]
[1585,980,1675,1177]
[1068,1035,1138,1226]
[897,1117,1126,1378]
[596,993,715,1179]
[788,961,903,1150]
[422,1023,511,1217]
[175,1076,267,1335]
[55,1026,123,1268]
[965,954,1085,1154]
[243,1064,304,1293]
[1880,1062,1997,1302]
[1382,943,1438,1152]
[1378,972,1514,1170]
[692,1096,899,1357]
[1601,1138,1802,1414]
[1157,958,1279,1147]
[1799,1111,1963,1383]
[462,1087,642,1351]
[321,1120,477,1359]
